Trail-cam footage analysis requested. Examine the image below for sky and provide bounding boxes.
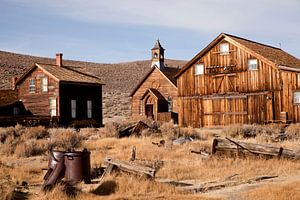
[0,0,299,63]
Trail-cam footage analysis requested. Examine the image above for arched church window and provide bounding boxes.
[154,52,158,58]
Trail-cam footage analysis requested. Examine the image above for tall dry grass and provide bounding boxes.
[243,181,300,200]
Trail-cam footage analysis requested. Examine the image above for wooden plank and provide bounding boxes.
[104,157,156,177]
[212,138,298,159]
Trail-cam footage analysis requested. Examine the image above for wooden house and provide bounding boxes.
[175,33,300,127]
[2,53,104,127]
[131,40,179,122]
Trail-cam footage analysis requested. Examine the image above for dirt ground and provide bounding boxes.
[0,124,299,200]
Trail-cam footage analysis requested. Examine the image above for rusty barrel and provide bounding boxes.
[48,150,65,168]
[64,149,91,183]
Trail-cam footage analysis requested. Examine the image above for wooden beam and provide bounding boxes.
[211,138,298,160]
[104,157,156,178]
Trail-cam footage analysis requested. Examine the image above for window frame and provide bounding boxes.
[29,79,36,93]
[248,58,258,70]
[87,100,92,118]
[139,100,143,115]
[294,92,300,104]
[50,98,57,117]
[13,107,20,116]
[41,77,48,92]
[195,63,204,75]
[219,43,229,55]
[167,96,172,112]
[71,99,76,118]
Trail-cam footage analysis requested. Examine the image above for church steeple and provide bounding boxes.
[151,40,165,70]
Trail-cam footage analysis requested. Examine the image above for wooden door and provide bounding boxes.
[203,97,248,126]
[145,105,154,119]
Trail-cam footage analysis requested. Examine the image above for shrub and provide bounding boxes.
[22,126,49,140]
[14,139,47,158]
[48,128,82,151]
[285,123,300,140]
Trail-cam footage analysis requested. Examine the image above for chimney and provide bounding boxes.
[11,77,18,90]
[56,53,63,67]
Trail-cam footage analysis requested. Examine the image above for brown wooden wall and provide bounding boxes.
[132,68,178,117]
[18,68,59,116]
[177,38,287,127]
[281,71,300,122]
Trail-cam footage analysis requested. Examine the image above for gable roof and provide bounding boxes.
[152,40,165,50]
[141,88,166,101]
[16,63,104,86]
[130,66,179,97]
[175,33,300,78]
[0,89,18,107]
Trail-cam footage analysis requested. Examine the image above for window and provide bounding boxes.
[29,79,35,93]
[50,99,57,116]
[195,64,204,75]
[294,92,300,104]
[139,100,143,115]
[168,96,172,112]
[13,107,20,116]
[42,77,48,92]
[71,100,76,118]
[220,43,229,54]
[87,100,92,118]
[248,59,258,70]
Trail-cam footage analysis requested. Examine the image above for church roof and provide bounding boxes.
[152,40,165,50]
[130,66,179,97]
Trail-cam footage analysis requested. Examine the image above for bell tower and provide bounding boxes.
[151,40,165,70]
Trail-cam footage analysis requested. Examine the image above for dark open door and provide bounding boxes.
[145,105,154,119]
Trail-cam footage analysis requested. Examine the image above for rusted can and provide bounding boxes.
[64,149,91,184]
[48,150,65,168]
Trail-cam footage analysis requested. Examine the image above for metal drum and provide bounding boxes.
[64,149,91,184]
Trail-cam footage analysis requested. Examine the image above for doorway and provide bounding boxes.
[145,105,154,119]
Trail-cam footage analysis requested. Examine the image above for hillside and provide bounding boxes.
[0,50,186,119]
[0,50,186,92]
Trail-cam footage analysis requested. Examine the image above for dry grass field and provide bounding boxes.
[0,119,299,200]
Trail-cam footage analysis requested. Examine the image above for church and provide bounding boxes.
[130,40,179,123]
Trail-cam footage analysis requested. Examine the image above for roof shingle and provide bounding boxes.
[37,63,104,85]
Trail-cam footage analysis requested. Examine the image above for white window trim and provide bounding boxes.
[87,100,92,118]
[195,64,204,75]
[29,79,35,93]
[248,58,258,70]
[50,98,57,117]
[220,43,229,55]
[168,97,172,112]
[294,92,300,104]
[42,77,48,92]
[71,100,76,118]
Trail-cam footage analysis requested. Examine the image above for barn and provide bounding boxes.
[131,40,179,122]
[0,53,104,127]
[175,33,300,127]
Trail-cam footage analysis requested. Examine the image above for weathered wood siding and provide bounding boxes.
[59,83,103,126]
[132,68,178,118]
[178,38,283,127]
[281,71,300,122]
[18,68,59,116]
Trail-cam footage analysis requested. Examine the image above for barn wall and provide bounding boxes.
[281,71,300,122]
[178,38,283,127]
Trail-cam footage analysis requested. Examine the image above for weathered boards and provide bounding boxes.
[211,138,299,159]
[104,157,156,178]
[175,33,300,127]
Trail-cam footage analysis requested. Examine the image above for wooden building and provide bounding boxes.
[131,40,179,122]
[1,53,104,127]
[175,33,300,127]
